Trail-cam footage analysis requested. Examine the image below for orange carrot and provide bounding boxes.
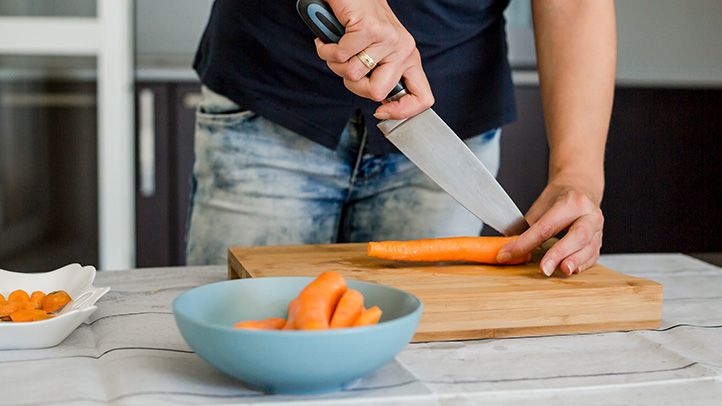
[42,291,72,313]
[234,317,286,330]
[329,289,364,328]
[0,301,34,317]
[8,290,30,303]
[353,306,383,327]
[368,236,530,264]
[30,291,46,309]
[284,271,347,330]
[283,298,300,330]
[0,293,5,302]
[9,309,51,322]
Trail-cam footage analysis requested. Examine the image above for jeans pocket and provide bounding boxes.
[196,106,257,125]
[195,86,257,125]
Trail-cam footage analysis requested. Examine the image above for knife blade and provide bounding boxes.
[378,110,528,236]
[296,0,529,236]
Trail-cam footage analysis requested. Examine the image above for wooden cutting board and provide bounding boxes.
[228,243,662,342]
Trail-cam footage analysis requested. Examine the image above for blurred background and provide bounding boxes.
[0,0,720,272]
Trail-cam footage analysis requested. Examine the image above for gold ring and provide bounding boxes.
[356,50,376,70]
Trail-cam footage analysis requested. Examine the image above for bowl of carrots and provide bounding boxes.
[0,264,110,350]
[173,272,422,394]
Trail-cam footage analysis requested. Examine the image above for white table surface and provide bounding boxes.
[1,253,721,405]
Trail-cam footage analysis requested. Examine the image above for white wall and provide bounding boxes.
[507,0,722,86]
[135,0,213,57]
[616,0,722,87]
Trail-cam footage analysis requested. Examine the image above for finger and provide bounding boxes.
[498,198,588,263]
[315,31,374,63]
[578,256,598,274]
[326,44,391,82]
[574,231,603,274]
[344,62,402,102]
[560,230,602,275]
[374,62,434,119]
[539,214,601,276]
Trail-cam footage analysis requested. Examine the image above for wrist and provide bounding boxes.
[548,170,605,205]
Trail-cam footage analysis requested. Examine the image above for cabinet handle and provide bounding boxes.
[138,88,156,197]
[182,92,202,110]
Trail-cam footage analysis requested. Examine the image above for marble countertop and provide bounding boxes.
[1,253,721,405]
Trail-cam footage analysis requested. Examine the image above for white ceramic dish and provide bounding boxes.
[0,264,110,350]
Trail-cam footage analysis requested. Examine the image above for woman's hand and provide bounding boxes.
[497,177,604,276]
[314,0,434,120]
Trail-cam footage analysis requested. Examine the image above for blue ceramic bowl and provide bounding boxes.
[173,277,422,394]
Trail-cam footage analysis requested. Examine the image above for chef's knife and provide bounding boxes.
[296,0,529,236]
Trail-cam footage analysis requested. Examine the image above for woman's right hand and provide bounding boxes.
[314,0,434,120]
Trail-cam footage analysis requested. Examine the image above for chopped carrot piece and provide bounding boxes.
[9,309,51,322]
[30,291,46,309]
[42,291,72,313]
[8,290,30,303]
[0,301,34,317]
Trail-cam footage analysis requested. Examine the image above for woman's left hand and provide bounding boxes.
[496,178,604,276]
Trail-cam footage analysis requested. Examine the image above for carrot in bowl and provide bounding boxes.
[0,301,34,318]
[30,291,46,309]
[234,317,286,330]
[9,309,52,322]
[353,306,383,327]
[329,289,364,329]
[8,290,30,303]
[367,236,530,265]
[42,291,72,313]
[284,271,347,330]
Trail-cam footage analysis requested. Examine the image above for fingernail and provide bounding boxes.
[496,251,511,263]
[374,111,390,120]
[541,260,555,277]
[566,261,576,275]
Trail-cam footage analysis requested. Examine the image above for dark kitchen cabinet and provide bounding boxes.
[494,86,722,253]
[602,88,722,252]
[0,81,98,272]
[135,82,200,267]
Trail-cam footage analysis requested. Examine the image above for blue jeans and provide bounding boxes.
[186,87,501,265]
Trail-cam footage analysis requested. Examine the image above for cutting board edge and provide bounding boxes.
[411,318,663,342]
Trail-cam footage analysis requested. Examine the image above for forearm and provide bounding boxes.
[532,0,616,204]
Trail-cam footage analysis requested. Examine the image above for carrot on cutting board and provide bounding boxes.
[284,271,347,330]
[353,306,383,327]
[329,289,364,328]
[234,317,286,330]
[368,236,530,265]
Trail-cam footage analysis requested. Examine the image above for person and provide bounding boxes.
[187,0,614,277]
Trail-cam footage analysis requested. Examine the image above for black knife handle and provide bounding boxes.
[295,0,406,101]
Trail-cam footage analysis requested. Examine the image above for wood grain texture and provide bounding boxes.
[228,244,662,342]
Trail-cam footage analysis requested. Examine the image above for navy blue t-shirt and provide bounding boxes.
[194,0,516,154]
